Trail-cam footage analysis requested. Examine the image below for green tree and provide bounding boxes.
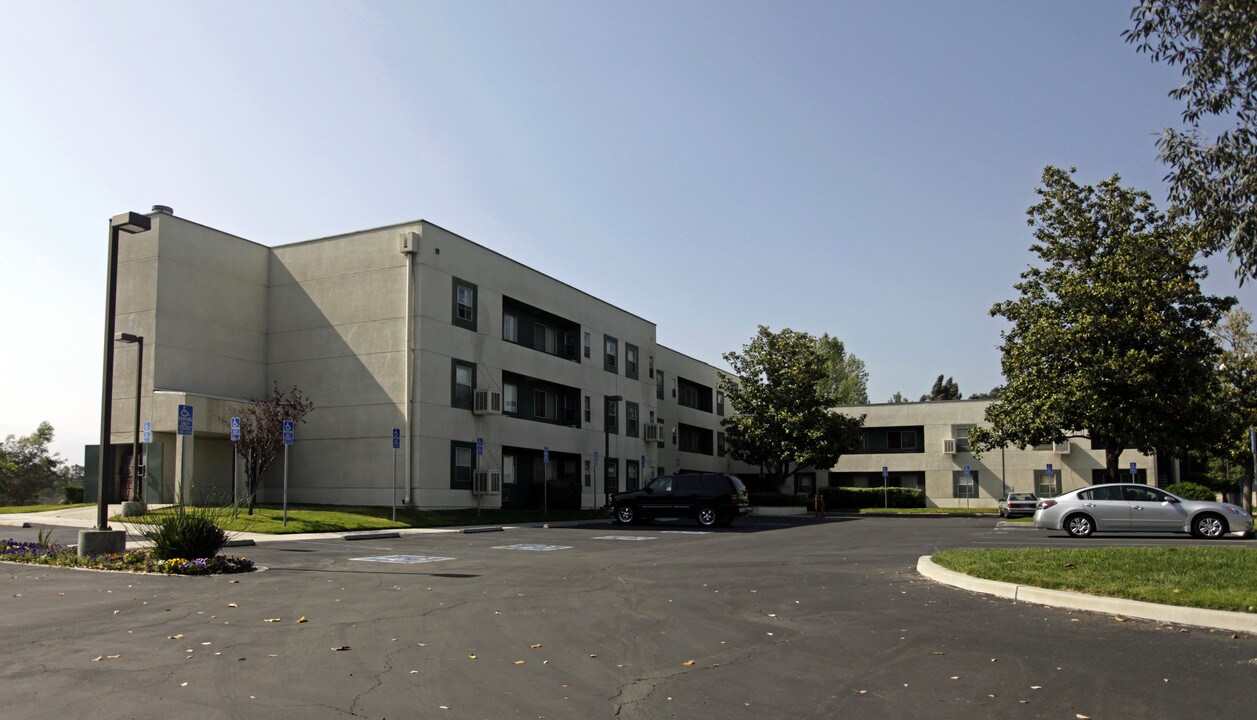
[719,326,864,490]
[1203,307,1257,508]
[222,384,315,515]
[0,422,63,506]
[968,386,1004,400]
[888,392,910,404]
[1125,0,1257,278]
[816,333,869,404]
[920,374,961,401]
[970,166,1234,482]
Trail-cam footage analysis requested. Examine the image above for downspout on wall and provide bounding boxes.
[400,230,419,504]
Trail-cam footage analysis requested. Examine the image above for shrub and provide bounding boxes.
[63,486,84,504]
[1166,482,1216,502]
[822,486,925,509]
[0,540,253,575]
[140,507,229,561]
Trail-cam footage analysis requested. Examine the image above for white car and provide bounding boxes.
[1033,483,1253,539]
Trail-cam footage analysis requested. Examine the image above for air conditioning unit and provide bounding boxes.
[473,470,501,495]
[1053,440,1071,454]
[942,438,957,454]
[644,422,664,443]
[473,389,502,415]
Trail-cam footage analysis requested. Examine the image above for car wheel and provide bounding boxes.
[1191,513,1227,539]
[1063,513,1094,538]
[615,504,636,525]
[696,506,718,528]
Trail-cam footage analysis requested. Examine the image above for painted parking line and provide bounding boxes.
[592,536,658,541]
[350,555,456,564]
[492,543,573,552]
[660,531,709,535]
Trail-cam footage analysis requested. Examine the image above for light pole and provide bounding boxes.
[115,333,144,508]
[82,211,151,558]
[603,395,622,507]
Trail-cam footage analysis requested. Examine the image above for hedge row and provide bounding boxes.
[748,492,810,507]
[821,486,925,509]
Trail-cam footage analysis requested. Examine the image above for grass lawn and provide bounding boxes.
[932,546,1257,613]
[0,503,92,514]
[117,505,605,535]
[859,507,998,515]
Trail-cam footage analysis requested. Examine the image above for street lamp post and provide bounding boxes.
[81,212,151,558]
[603,395,622,508]
[116,333,144,510]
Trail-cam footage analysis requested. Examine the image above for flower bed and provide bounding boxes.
[1,539,254,575]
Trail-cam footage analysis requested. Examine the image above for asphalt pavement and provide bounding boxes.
[2,515,1255,719]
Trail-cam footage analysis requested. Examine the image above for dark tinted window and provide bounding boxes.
[1123,486,1169,503]
[649,476,673,493]
[700,475,731,492]
[674,476,700,493]
[1079,486,1123,501]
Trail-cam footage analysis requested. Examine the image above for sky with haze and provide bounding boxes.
[2,1,1255,465]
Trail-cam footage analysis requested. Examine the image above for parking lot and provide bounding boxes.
[3,516,1255,719]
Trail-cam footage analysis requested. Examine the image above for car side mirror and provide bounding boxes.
[644,487,654,494]
[1166,497,1180,504]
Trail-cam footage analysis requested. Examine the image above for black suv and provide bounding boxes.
[607,473,751,528]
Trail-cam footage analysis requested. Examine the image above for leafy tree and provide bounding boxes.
[920,375,961,401]
[968,386,1004,400]
[815,333,869,404]
[1203,306,1257,508]
[1125,0,1257,278]
[0,422,63,506]
[719,326,864,490]
[222,384,315,514]
[969,166,1234,482]
[888,392,910,404]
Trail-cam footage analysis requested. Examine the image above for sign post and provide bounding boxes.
[230,417,241,506]
[392,428,401,521]
[543,446,550,518]
[963,464,972,510]
[882,466,889,508]
[142,420,152,503]
[282,420,294,526]
[176,405,194,511]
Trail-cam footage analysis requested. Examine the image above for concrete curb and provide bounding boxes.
[917,555,1257,634]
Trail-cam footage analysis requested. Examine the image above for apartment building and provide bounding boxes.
[88,209,745,510]
[827,400,1161,508]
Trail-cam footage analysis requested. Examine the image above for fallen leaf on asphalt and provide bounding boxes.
[468,654,477,659]
[91,656,103,662]
[988,694,996,698]
[168,634,184,640]
[229,580,239,584]
[682,660,695,666]
[439,706,449,710]
[264,618,281,623]
[932,652,945,656]
[950,676,960,680]
[768,613,777,618]
[1030,685,1041,690]
[514,660,525,665]
[1114,615,1127,622]
[227,603,238,608]
[410,670,419,674]
[113,610,120,615]
[180,682,188,687]
[531,644,542,649]
[1076,715,1090,719]
[332,646,350,651]
[297,616,307,623]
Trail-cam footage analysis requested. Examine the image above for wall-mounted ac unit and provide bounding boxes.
[1053,440,1071,454]
[644,422,664,443]
[473,470,501,495]
[942,439,957,454]
[474,389,502,415]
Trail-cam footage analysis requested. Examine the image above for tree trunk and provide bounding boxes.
[1105,447,1121,484]
[1243,475,1253,513]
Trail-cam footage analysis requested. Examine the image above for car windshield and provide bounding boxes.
[728,475,746,492]
[1008,493,1035,501]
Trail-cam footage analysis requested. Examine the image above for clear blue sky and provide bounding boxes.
[2,1,1254,465]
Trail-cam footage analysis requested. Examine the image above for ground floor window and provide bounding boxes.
[451,441,476,490]
[1034,470,1062,497]
[952,470,978,499]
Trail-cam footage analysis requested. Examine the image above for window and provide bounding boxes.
[604,335,618,373]
[671,424,677,446]
[679,384,699,408]
[657,417,665,449]
[952,425,975,452]
[1079,485,1123,501]
[626,402,639,437]
[649,355,655,379]
[584,459,592,488]
[534,323,558,355]
[717,431,726,457]
[626,459,640,491]
[452,360,475,409]
[1035,469,1062,497]
[887,430,917,450]
[672,377,677,399]
[605,397,618,434]
[606,457,619,493]
[716,390,725,416]
[656,371,664,400]
[451,441,475,490]
[504,383,518,414]
[952,470,978,498]
[584,395,591,423]
[534,389,558,420]
[625,343,639,379]
[584,331,591,359]
[452,279,477,330]
[503,312,518,342]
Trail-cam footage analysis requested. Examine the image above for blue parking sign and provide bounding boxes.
[177,405,193,436]
[282,420,295,446]
[143,419,152,444]
[477,437,484,456]
[230,416,241,442]
[392,428,401,449]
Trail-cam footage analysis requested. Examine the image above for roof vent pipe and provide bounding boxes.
[151,205,174,215]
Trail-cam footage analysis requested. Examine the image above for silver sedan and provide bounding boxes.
[1033,483,1254,539]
